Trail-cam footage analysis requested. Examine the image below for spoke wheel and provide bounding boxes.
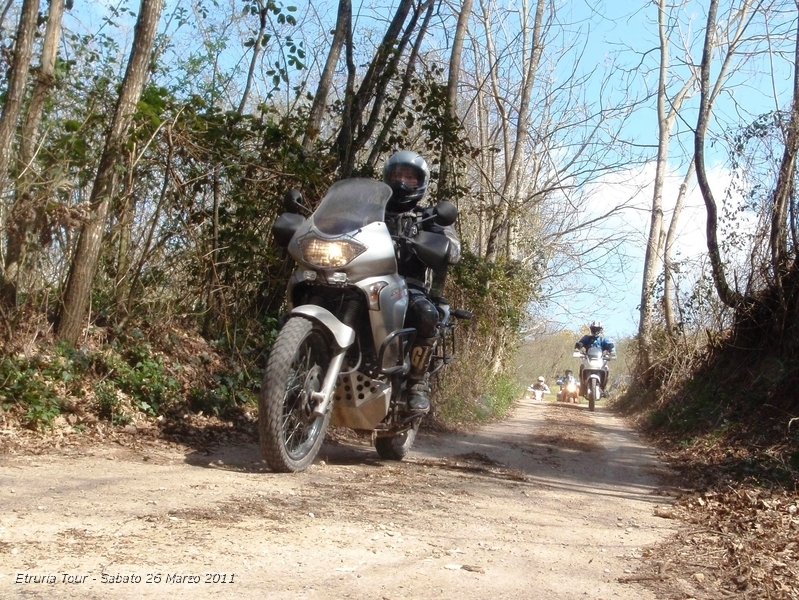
[259,318,332,472]
[588,380,597,412]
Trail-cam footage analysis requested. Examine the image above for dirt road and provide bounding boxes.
[1,395,678,600]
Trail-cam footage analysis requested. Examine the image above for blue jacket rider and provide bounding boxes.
[574,321,615,397]
[575,320,615,354]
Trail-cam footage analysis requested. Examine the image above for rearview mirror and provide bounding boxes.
[434,201,458,226]
[283,189,305,214]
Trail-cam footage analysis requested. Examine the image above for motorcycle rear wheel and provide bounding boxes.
[259,317,332,472]
[587,380,597,412]
[375,419,420,460]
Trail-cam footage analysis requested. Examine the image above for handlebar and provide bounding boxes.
[573,350,617,359]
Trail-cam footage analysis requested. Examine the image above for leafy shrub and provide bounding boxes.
[189,370,257,418]
[0,346,82,428]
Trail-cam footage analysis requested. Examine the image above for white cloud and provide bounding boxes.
[541,160,747,339]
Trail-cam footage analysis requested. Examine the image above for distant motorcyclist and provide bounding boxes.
[574,321,615,354]
[574,321,615,397]
[527,376,551,400]
[557,369,577,401]
[383,150,461,414]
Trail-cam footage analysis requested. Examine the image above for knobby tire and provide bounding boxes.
[259,318,332,472]
[375,419,420,460]
[588,380,597,412]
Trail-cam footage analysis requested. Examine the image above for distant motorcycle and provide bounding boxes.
[573,347,615,411]
[557,374,579,404]
[527,386,546,402]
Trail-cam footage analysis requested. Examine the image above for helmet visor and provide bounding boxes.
[386,165,423,189]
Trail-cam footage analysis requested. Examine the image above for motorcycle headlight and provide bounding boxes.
[297,234,366,268]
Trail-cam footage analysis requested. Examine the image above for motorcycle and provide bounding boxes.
[260,178,471,472]
[573,347,615,411]
[557,375,579,403]
[526,385,548,402]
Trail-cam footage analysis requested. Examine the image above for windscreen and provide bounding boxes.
[312,179,393,236]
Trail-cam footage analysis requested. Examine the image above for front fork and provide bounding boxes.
[311,351,347,418]
[289,305,356,419]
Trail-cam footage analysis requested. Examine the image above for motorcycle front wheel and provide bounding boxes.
[587,380,597,412]
[375,419,420,461]
[259,317,332,472]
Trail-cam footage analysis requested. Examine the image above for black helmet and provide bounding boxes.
[565,369,573,376]
[589,320,603,335]
[383,150,430,212]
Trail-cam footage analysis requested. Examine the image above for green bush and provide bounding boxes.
[0,346,82,428]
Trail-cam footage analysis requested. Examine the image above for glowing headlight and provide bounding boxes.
[298,234,366,268]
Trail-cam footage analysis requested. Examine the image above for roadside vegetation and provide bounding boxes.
[615,326,799,598]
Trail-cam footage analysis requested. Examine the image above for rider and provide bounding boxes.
[557,369,576,400]
[574,321,615,396]
[528,376,551,394]
[575,320,615,354]
[383,150,461,414]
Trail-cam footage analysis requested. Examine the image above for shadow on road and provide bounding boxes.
[180,399,669,509]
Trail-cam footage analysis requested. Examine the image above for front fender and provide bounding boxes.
[291,305,355,349]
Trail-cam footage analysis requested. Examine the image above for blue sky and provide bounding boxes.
[536,0,796,340]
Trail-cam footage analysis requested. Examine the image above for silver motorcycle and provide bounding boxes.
[573,347,615,411]
[260,178,470,472]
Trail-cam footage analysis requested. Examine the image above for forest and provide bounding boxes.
[0,0,798,471]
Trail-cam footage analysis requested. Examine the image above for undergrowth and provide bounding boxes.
[433,373,520,426]
[0,327,263,430]
[616,334,799,488]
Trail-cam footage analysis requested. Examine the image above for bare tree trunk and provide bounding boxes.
[366,0,435,171]
[57,0,164,345]
[302,0,350,150]
[638,0,703,379]
[768,16,799,282]
[663,159,695,336]
[2,0,64,310]
[483,0,545,261]
[638,0,671,379]
[0,0,39,187]
[0,0,41,308]
[335,0,422,176]
[694,0,748,308]
[237,0,267,115]
[113,146,136,316]
[439,0,474,194]
[20,0,64,169]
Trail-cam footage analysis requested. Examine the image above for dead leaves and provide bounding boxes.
[647,486,798,599]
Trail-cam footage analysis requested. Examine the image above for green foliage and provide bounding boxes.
[106,342,181,416]
[189,370,256,418]
[0,339,184,428]
[450,250,539,333]
[0,344,88,428]
[435,373,520,426]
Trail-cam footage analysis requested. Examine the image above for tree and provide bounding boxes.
[694,0,756,310]
[637,0,698,380]
[438,0,474,194]
[301,0,350,150]
[0,0,41,308]
[57,0,165,345]
[691,0,799,356]
[334,0,436,176]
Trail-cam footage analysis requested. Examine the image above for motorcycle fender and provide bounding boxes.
[291,305,355,349]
